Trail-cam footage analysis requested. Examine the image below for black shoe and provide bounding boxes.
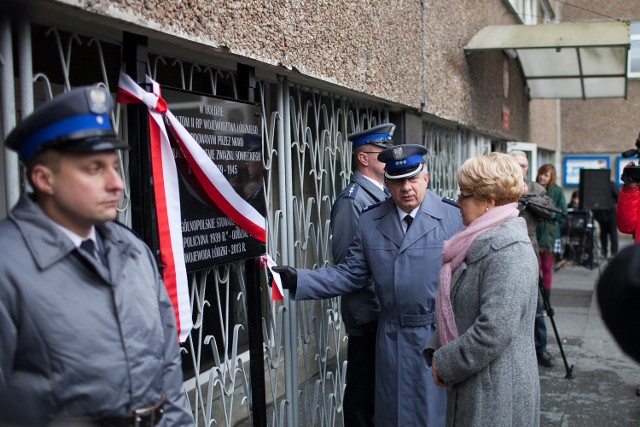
[636,386,640,397]
[537,351,555,367]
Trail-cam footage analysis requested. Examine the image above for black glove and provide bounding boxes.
[271,265,298,292]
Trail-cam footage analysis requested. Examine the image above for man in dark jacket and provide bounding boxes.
[592,180,619,259]
[0,86,194,426]
[510,150,557,368]
[330,123,393,427]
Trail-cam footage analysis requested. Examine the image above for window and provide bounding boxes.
[628,21,640,78]
[505,0,536,25]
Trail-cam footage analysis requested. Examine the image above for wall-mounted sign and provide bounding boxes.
[563,155,610,187]
[163,88,264,271]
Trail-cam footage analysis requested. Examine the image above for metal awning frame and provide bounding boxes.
[464,22,631,100]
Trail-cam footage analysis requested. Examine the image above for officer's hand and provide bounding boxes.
[271,265,298,292]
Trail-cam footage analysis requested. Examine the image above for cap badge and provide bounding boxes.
[392,145,404,160]
[89,87,109,114]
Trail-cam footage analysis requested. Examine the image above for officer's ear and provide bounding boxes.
[30,163,55,195]
[28,150,60,195]
[356,151,369,167]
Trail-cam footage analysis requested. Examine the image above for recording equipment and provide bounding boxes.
[620,132,640,184]
[579,169,612,210]
[518,194,564,217]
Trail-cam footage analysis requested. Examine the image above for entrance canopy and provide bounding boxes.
[464,22,630,99]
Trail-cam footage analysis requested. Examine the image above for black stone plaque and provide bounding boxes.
[162,88,265,270]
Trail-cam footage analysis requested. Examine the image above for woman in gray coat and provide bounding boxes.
[423,152,540,427]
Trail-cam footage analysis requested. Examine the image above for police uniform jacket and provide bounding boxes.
[295,190,462,427]
[0,194,194,426]
[424,218,540,427]
[330,170,385,335]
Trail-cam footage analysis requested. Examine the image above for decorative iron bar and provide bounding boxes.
[424,122,492,199]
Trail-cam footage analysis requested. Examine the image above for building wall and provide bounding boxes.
[424,0,529,141]
[49,0,530,141]
[559,0,640,156]
[530,99,560,152]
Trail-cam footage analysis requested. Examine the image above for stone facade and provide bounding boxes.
[559,1,640,156]
[48,0,530,141]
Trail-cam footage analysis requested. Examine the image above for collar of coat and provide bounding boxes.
[8,194,141,272]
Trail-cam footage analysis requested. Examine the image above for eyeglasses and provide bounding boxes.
[361,151,384,155]
[457,193,474,202]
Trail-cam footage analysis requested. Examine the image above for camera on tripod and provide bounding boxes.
[620,132,640,184]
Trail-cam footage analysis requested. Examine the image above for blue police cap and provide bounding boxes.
[377,144,429,179]
[348,123,395,148]
[5,86,128,163]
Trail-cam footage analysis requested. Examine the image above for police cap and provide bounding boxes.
[348,123,395,148]
[5,85,128,163]
[377,144,428,180]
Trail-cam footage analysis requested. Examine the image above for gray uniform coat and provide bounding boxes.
[295,190,462,427]
[0,195,194,426]
[424,217,540,427]
[330,170,386,335]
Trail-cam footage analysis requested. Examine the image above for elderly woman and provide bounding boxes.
[423,152,540,426]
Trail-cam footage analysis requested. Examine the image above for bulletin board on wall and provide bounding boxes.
[562,155,610,187]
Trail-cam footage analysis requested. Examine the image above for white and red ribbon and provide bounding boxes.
[117,74,283,341]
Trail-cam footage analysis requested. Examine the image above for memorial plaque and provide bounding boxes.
[162,88,265,270]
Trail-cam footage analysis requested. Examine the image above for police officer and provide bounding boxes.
[0,86,194,426]
[331,124,393,427]
[273,144,462,427]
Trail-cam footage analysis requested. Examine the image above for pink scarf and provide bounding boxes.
[436,202,520,345]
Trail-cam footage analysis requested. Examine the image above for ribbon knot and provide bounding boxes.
[142,92,168,113]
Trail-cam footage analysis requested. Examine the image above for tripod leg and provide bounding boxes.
[538,276,575,379]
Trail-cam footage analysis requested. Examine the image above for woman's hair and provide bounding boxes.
[537,163,557,187]
[457,152,525,206]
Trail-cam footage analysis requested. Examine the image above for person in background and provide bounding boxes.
[614,162,640,396]
[535,164,567,300]
[509,151,557,369]
[592,180,619,260]
[423,152,540,427]
[272,144,463,427]
[0,86,194,426]
[616,163,640,242]
[597,244,640,365]
[568,190,580,211]
[330,123,393,427]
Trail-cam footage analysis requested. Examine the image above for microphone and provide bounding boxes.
[622,149,638,159]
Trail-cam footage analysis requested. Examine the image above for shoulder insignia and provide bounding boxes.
[341,183,360,199]
[441,197,460,209]
[363,201,383,213]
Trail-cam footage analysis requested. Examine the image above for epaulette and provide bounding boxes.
[363,201,383,213]
[441,197,460,209]
[341,183,360,199]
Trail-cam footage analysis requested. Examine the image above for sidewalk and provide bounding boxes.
[539,235,640,426]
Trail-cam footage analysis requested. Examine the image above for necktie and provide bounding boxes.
[403,215,413,232]
[80,239,97,258]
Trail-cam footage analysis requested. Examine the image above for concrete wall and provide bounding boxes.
[48,0,530,141]
[424,0,529,141]
[559,0,640,155]
[530,99,560,152]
